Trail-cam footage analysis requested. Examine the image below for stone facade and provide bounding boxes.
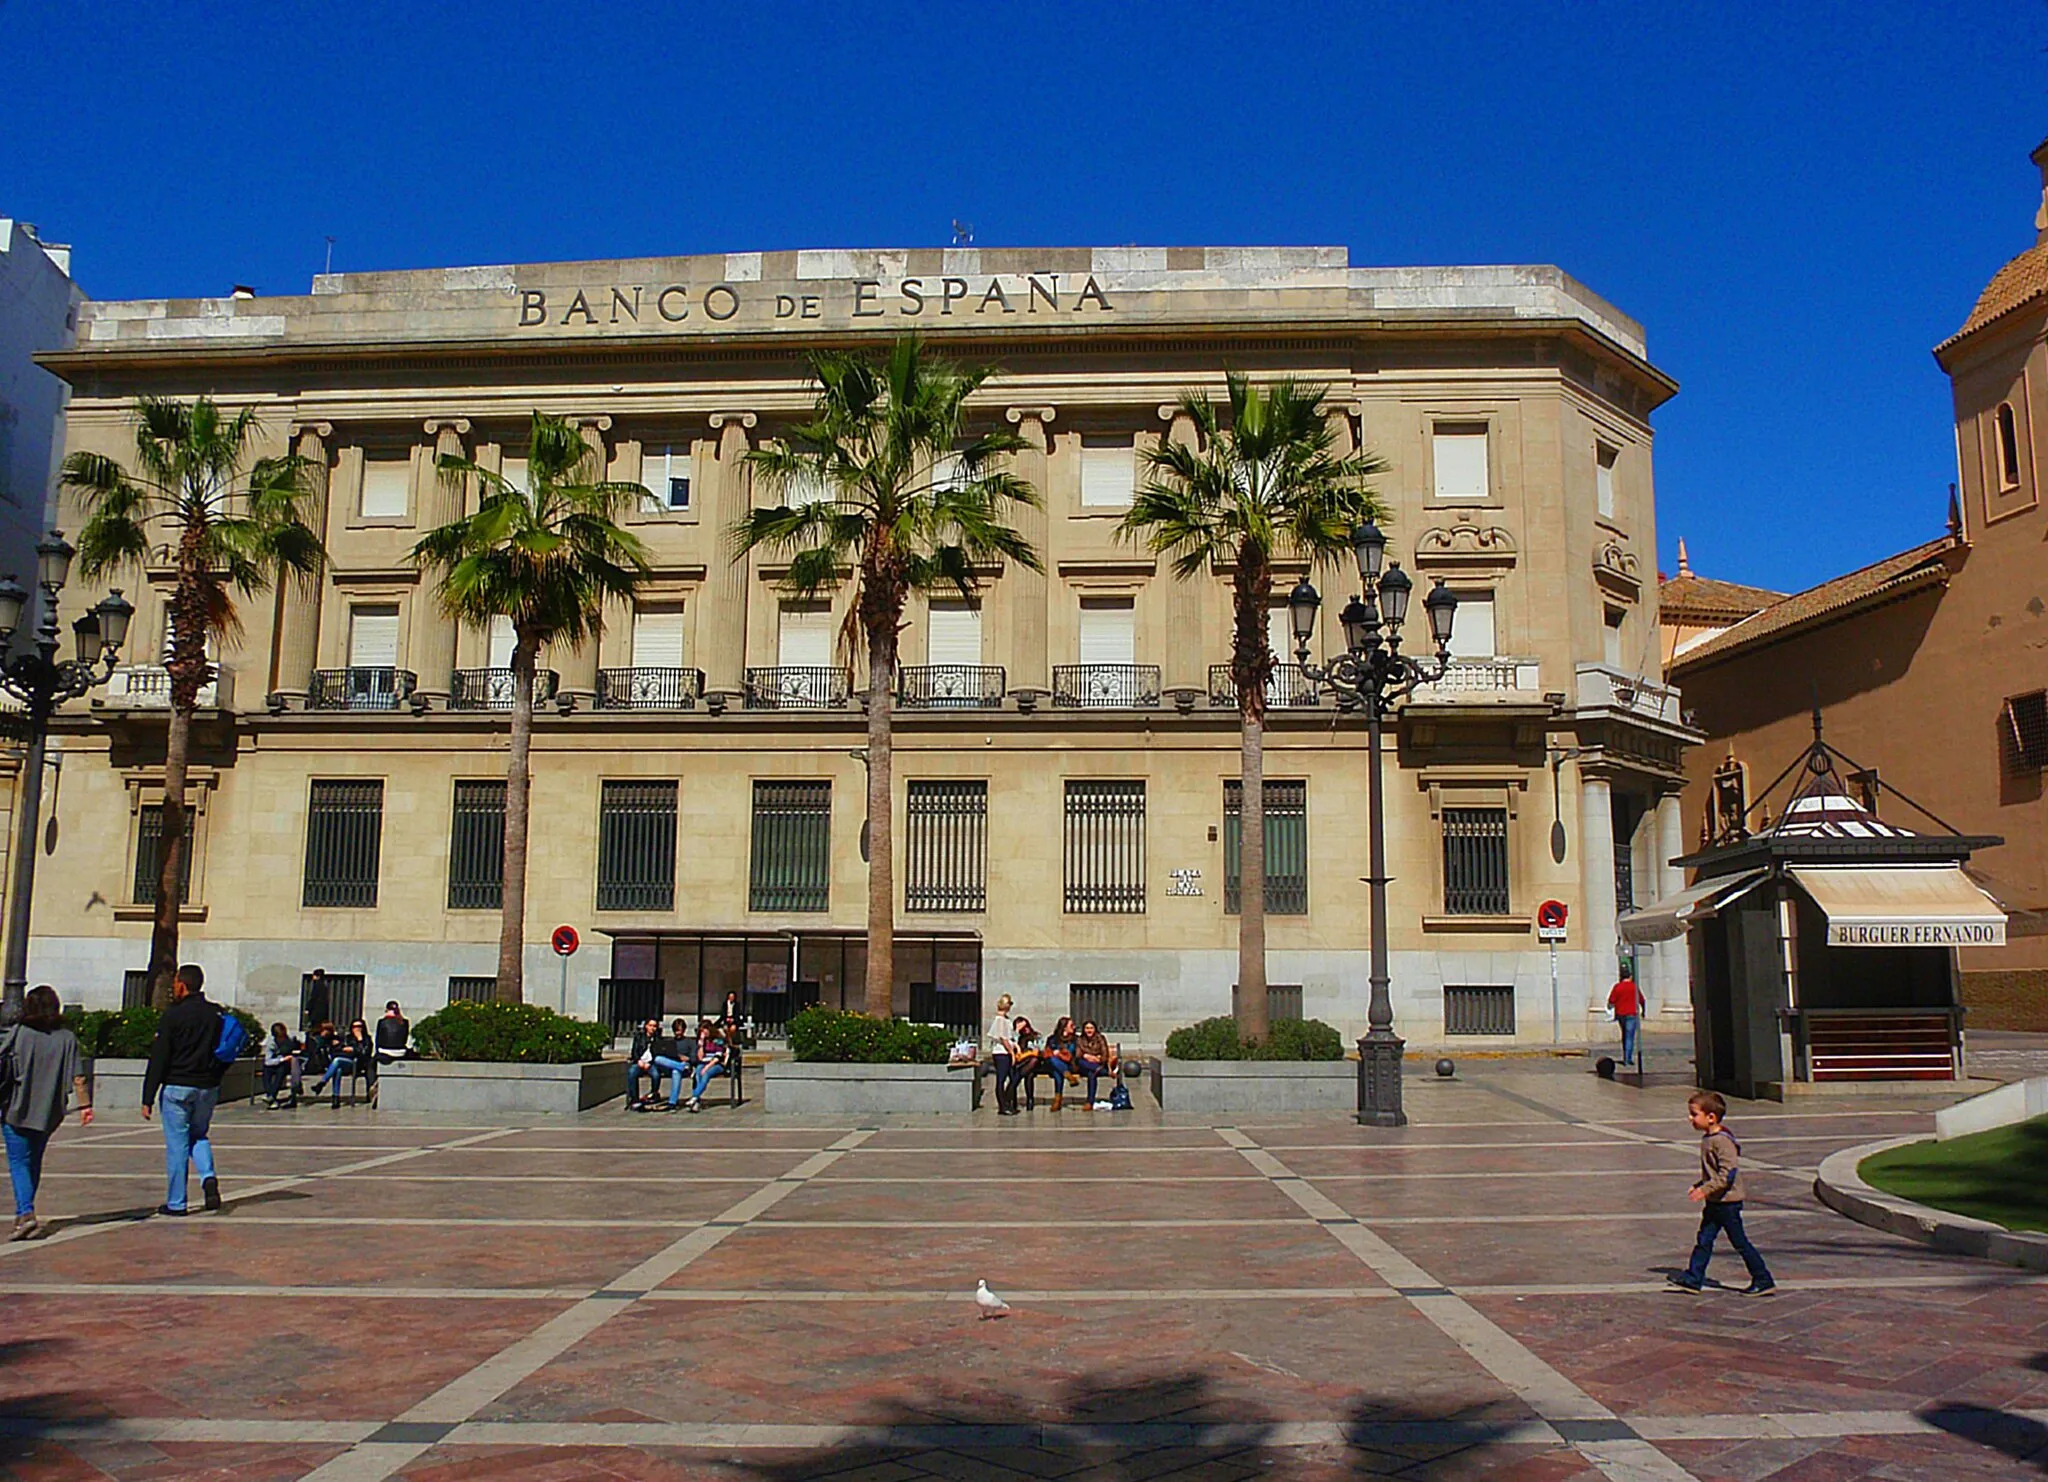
[30,245,1693,1045]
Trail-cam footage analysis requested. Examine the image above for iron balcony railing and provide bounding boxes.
[1206,664,1321,709]
[309,668,416,712]
[597,666,706,711]
[743,666,851,710]
[449,668,560,711]
[1052,664,1162,709]
[897,664,1007,709]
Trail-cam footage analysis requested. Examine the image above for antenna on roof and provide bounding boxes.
[951,220,974,247]
[324,236,335,275]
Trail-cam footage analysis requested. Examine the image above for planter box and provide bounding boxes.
[763,1060,968,1115]
[1161,1057,1356,1113]
[374,1059,618,1115]
[92,1057,259,1111]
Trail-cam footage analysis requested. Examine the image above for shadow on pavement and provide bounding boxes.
[733,1369,1539,1479]
[0,1337,88,1467]
[1921,1402,2048,1472]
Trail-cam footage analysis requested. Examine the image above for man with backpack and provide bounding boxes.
[141,964,237,1215]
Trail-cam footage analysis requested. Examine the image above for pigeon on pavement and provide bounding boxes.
[975,1280,1010,1320]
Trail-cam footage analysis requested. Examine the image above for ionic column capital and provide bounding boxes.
[423,417,472,437]
[707,410,757,431]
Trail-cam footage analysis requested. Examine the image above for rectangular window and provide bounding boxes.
[1223,780,1308,914]
[784,469,833,506]
[750,780,832,912]
[1064,780,1146,914]
[1448,594,1496,661]
[500,455,530,495]
[1603,607,1625,669]
[348,605,400,668]
[303,780,384,908]
[122,970,150,1011]
[1595,444,1618,519]
[777,603,834,668]
[1442,806,1510,916]
[1268,984,1303,1023]
[1445,984,1516,1036]
[1070,983,1141,1036]
[448,976,497,1005]
[596,780,677,912]
[301,973,366,1033]
[361,458,411,519]
[1432,424,1489,501]
[930,452,964,494]
[2007,690,2048,770]
[632,603,687,668]
[447,779,506,910]
[926,602,982,666]
[905,780,987,912]
[641,444,692,511]
[1077,597,1136,664]
[1080,437,1135,508]
[487,615,516,671]
[133,802,197,906]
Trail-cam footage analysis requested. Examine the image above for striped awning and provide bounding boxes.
[1789,866,2006,948]
[1617,870,1768,944]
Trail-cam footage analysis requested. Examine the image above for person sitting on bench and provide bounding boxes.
[311,1019,373,1107]
[261,1023,303,1108]
[1074,1020,1118,1105]
[652,1018,697,1111]
[374,1001,411,1065]
[678,1019,729,1112]
[627,1018,673,1109]
[1038,1016,1077,1111]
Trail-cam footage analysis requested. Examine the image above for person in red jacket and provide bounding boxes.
[1607,962,1643,1068]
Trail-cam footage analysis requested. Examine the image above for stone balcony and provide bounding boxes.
[1409,657,1542,704]
[1573,662,1685,725]
[94,664,225,710]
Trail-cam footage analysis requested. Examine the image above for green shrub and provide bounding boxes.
[410,1000,611,1063]
[62,1003,262,1058]
[787,1006,952,1064]
[1165,1015,1346,1061]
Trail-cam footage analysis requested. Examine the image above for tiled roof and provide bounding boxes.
[1669,538,1958,675]
[1937,240,2048,354]
[1659,570,1783,623]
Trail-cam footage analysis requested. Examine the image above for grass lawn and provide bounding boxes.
[1859,1114,2048,1234]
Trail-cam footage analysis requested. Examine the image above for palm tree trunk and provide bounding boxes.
[145,701,193,1010]
[496,639,535,1003]
[1231,550,1272,1044]
[864,623,895,1020]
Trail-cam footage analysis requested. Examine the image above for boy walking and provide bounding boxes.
[1669,1091,1774,1295]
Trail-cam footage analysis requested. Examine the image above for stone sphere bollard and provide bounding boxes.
[1434,1058,1455,1079]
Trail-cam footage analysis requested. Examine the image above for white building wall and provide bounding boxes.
[0,218,82,592]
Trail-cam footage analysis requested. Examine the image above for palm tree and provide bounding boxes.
[1119,374,1388,1044]
[413,412,650,1003]
[65,397,325,1008]
[737,337,1041,1019]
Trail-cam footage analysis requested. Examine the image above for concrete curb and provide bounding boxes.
[1814,1138,2048,1273]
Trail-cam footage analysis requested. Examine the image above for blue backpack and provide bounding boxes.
[1108,1082,1133,1111]
[213,1010,250,1064]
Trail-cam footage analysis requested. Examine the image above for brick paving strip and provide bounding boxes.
[287,1128,877,1482]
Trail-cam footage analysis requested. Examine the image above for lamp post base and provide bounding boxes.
[1356,1030,1407,1127]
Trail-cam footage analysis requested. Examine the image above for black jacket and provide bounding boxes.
[374,1014,410,1059]
[142,992,225,1105]
[630,1029,679,1064]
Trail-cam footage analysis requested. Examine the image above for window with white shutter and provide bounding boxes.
[778,604,835,668]
[632,604,686,668]
[1447,595,1495,660]
[1077,597,1136,664]
[1596,444,1618,518]
[500,456,530,496]
[926,602,981,666]
[347,607,400,668]
[1080,438,1135,508]
[361,459,411,518]
[487,616,516,671]
[1432,425,1489,501]
[641,445,692,511]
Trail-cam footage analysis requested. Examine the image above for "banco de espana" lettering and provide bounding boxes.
[516,273,1116,330]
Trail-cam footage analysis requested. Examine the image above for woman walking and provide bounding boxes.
[3,985,93,1240]
[986,994,1019,1117]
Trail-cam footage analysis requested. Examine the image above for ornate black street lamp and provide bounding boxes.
[0,531,133,1024]
[1288,521,1456,1126]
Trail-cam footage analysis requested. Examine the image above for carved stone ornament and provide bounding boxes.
[1593,539,1642,599]
[1413,521,1517,573]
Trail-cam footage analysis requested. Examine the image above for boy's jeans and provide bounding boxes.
[1618,1014,1640,1067]
[655,1056,695,1107]
[4,1122,50,1216]
[159,1085,218,1211]
[1686,1200,1771,1286]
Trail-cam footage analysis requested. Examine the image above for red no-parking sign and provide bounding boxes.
[551,924,580,957]
[1536,900,1568,943]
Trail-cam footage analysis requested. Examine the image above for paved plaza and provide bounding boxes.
[2,1065,2045,1481]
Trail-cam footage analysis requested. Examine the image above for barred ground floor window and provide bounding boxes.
[1441,806,1510,915]
[447,779,506,910]
[597,780,678,912]
[1064,780,1145,913]
[751,780,831,912]
[1223,779,1307,914]
[905,779,987,912]
[303,780,384,908]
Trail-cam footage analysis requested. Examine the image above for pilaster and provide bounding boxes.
[410,418,469,709]
[270,422,331,709]
[703,412,757,695]
[1005,407,1054,690]
[1158,404,1204,691]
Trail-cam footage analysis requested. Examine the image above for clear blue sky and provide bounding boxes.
[3,0,2043,594]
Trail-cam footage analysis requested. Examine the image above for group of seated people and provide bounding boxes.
[626,1016,733,1113]
[260,1001,411,1108]
[998,1013,1119,1112]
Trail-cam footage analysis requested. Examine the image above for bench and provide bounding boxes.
[628,1044,746,1110]
[974,1053,1133,1109]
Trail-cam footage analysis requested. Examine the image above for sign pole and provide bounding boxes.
[1549,943,1560,1047]
[551,925,580,1017]
[1535,901,1569,1047]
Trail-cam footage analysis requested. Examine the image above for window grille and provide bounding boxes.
[1064,781,1146,913]
[122,970,150,1010]
[1070,983,1141,1036]
[1442,806,1510,915]
[447,976,497,1005]
[596,780,677,912]
[2007,691,2048,770]
[303,780,384,908]
[1223,780,1308,914]
[1445,984,1516,1036]
[133,803,196,906]
[1268,984,1303,1022]
[300,973,366,1032]
[905,780,987,912]
[750,780,831,912]
[447,780,506,910]
[597,977,664,1037]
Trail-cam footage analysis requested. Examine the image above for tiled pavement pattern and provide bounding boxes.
[3,1069,2046,1480]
